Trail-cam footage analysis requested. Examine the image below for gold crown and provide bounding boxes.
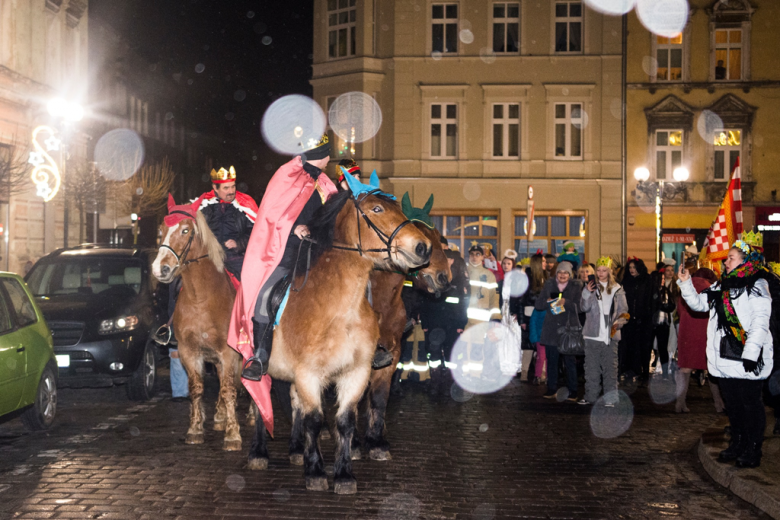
[769,262,780,276]
[210,166,236,183]
[304,133,329,151]
[518,257,531,266]
[596,256,613,268]
[742,228,763,249]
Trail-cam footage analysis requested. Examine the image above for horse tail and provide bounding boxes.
[272,379,293,420]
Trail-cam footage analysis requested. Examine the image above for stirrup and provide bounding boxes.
[242,356,266,381]
[153,324,172,346]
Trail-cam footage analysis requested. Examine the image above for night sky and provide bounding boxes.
[89,0,314,197]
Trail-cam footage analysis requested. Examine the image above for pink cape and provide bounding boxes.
[227,158,337,437]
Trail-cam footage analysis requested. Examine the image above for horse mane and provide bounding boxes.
[195,210,225,272]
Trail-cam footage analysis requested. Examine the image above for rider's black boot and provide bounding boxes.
[372,344,394,369]
[242,319,272,381]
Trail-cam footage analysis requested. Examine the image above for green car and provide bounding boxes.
[0,272,57,430]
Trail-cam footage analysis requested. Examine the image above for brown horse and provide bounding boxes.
[358,223,451,460]
[151,202,244,451]
[247,188,432,494]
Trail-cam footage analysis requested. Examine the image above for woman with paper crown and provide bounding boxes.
[678,237,774,468]
[578,256,628,407]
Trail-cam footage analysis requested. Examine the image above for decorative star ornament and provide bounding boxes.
[28,151,44,167]
[36,183,52,199]
[44,135,61,152]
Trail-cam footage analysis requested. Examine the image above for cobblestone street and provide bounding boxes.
[0,369,771,519]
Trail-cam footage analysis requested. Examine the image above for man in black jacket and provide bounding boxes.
[196,166,258,281]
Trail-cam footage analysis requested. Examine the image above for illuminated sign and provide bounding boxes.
[756,206,780,226]
[28,126,61,202]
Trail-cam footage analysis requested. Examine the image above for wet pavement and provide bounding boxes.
[0,369,771,519]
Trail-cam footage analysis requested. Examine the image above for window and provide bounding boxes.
[0,287,13,334]
[432,3,458,54]
[554,1,582,53]
[326,96,351,159]
[492,103,520,158]
[430,104,457,158]
[430,212,499,255]
[493,2,519,53]
[1,278,37,328]
[655,130,683,180]
[656,34,683,81]
[554,103,582,159]
[26,258,145,297]
[715,29,741,81]
[328,0,357,59]
[513,212,586,259]
[713,129,740,181]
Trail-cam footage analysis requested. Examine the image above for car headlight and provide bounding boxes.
[99,315,139,334]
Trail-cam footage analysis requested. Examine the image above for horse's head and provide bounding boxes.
[414,224,452,295]
[152,194,224,283]
[335,191,432,271]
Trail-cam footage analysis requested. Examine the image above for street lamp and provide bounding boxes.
[634,166,689,263]
[47,98,84,248]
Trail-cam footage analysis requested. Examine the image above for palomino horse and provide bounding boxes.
[247,188,432,494]
[358,222,451,460]
[151,198,244,451]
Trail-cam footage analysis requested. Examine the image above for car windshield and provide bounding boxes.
[26,257,144,297]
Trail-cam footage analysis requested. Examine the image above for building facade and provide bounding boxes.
[626,0,780,264]
[312,0,624,262]
[0,0,89,273]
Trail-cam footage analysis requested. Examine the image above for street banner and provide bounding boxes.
[700,157,743,274]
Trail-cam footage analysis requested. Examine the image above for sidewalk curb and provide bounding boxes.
[698,422,780,519]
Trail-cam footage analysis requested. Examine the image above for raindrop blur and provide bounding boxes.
[252,155,257,161]
[504,270,529,298]
[135,187,143,196]
[202,332,209,339]
[479,48,497,64]
[148,63,157,71]
[431,51,443,61]
[203,44,210,51]
[234,90,247,102]
[129,426,140,437]
[635,0,689,38]
[573,109,590,130]
[685,227,691,233]
[459,29,474,44]
[378,493,421,520]
[6,357,16,369]
[253,22,267,34]
[225,474,245,492]
[463,181,481,201]
[225,112,235,121]
[428,328,446,346]
[273,489,290,502]
[479,423,489,432]
[187,79,193,85]
[590,391,634,438]
[584,0,636,15]
[94,129,145,181]
[450,323,515,394]
[450,384,474,402]
[555,387,569,402]
[648,373,677,404]
[265,163,274,171]
[165,112,174,121]
[381,24,389,31]
[261,94,327,155]
[201,174,209,182]
[195,63,205,73]
[562,87,570,96]
[641,55,659,77]
[328,92,383,144]
[697,110,723,142]
[246,10,255,18]
[609,98,623,120]
[262,36,272,45]
[474,503,496,520]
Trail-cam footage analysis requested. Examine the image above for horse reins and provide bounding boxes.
[158,212,209,271]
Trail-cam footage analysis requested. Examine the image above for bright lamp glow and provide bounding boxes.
[634,167,650,182]
[48,98,84,122]
[673,167,689,182]
[64,103,84,122]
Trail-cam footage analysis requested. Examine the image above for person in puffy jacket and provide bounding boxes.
[678,241,774,468]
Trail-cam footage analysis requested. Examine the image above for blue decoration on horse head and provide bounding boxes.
[340,166,396,200]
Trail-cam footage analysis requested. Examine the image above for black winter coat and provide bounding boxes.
[534,278,584,347]
[201,201,254,258]
[622,273,654,325]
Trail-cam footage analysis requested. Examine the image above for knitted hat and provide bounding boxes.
[556,261,573,276]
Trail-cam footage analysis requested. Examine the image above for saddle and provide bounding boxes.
[268,275,292,327]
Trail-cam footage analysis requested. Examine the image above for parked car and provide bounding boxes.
[25,245,167,401]
[0,272,57,430]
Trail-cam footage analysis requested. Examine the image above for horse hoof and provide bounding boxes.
[305,476,329,491]
[290,453,304,466]
[319,429,331,441]
[369,448,392,461]
[351,448,362,460]
[213,421,226,432]
[223,439,242,451]
[334,478,357,495]
[185,433,204,445]
[247,457,268,470]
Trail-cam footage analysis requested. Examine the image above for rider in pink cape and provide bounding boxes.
[228,135,336,437]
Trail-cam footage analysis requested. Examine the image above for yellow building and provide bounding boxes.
[626,0,780,264]
[312,0,624,263]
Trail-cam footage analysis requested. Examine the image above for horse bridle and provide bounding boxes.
[332,190,415,263]
[158,211,208,271]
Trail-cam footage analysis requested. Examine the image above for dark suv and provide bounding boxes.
[24,245,167,400]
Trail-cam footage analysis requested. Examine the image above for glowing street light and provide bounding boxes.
[47,97,84,122]
[672,166,690,182]
[633,165,690,263]
[633,167,650,182]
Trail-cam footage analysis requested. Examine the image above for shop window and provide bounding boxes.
[554,1,582,53]
[432,3,458,54]
[430,212,499,255]
[493,2,520,53]
[714,29,741,81]
[513,212,586,259]
[713,129,740,181]
[328,0,357,59]
[554,103,582,159]
[655,129,682,180]
[492,103,520,158]
[430,103,457,158]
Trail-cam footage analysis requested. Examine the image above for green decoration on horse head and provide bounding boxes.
[401,192,435,228]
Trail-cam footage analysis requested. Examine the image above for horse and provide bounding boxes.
[247,188,432,494]
[151,198,245,451]
[357,222,451,461]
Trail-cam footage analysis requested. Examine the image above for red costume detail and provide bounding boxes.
[228,158,337,437]
[164,194,203,227]
[197,190,259,223]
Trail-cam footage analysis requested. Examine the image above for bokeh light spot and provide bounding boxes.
[697,110,723,142]
[195,63,205,73]
[590,390,634,438]
[261,95,326,155]
[328,92,383,145]
[636,0,688,38]
[234,90,247,102]
[648,373,677,404]
[262,36,272,45]
[94,129,145,181]
[584,0,636,15]
[225,474,245,492]
[450,323,515,394]
[459,29,474,44]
